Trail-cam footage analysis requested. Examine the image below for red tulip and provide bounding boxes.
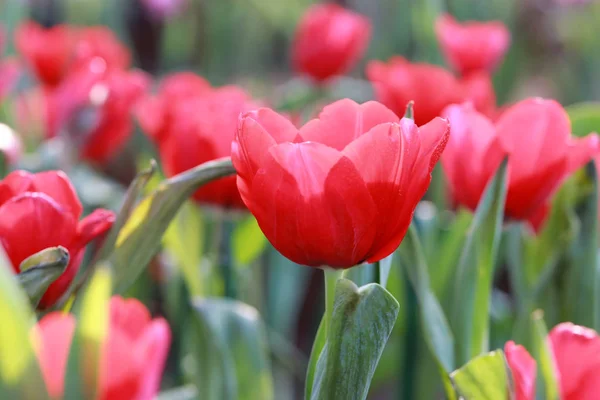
[435,13,510,76]
[48,59,149,164]
[0,170,114,307]
[441,99,599,221]
[15,22,76,88]
[232,99,449,268]
[139,82,257,208]
[292,4,371,82]
[35,296,171,400]
[73,26,131,72]
[506,322,600,400]
[366,56,494,125]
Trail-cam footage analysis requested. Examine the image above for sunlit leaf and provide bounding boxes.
[566,102,600,137]
[530,311,560,400]
[232,215,267,266]
[450,350,513,400]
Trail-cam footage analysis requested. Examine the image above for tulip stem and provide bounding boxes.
[323,268,344,335]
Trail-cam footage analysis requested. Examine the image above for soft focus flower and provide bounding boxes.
[141,0,188,20]
[48,58,149,164]
[505,322,600,400]
[232,99,449,268]
[435,13,510,76]
[366,56,494,125]
[0,58,21,101]
[35,296,171,399]
[0,123,23,164]
[461,71,496,118]
[292,4,371,82]
[0,170,114,307]
[441,99,599,221]
[138,82,256,208]
[72,26,131,72]
[15,22,75,88]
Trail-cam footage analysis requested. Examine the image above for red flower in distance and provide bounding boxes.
[232,99,449,268]
[366,56,494,125]
[73,26,131,72]
[15,22,76,88]
[139,82,257,208]
[48,58,149,164]
[0,170,114,307]
[435,13,510,76]
[36,296,171,400]
[506,322,600,400]
[292,4,371,82]
[441,99,599,221]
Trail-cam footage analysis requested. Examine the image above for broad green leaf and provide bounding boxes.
[109,158,235,294]
[310,279,399,400]
[530,311,560,400]
[399,225,455,380]
[189,298,274,400]
[232,215,267,266]
[450,350,512,400]
[64,265,112,399]
[566,102,600,137]
[17,246,69,307]
[0,248,49,400]
[565,162,599,329]
[452,158,508,365]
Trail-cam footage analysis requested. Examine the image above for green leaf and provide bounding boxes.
[64,265,112,400]
[156,385,198,400]
[377,253,394,288]
[452,158,508,365]
[565,161,599,329]
[0,248,49,400]
[399,225,455,373]
[450,350,513,400]
[232,215,267,266]
[304,318,326,400]
[566,102,600,137]
[17,246,69,308]
[530,311,560,400]
[189,298,274,400]
[310,279,399,400]
[109,158,235,294]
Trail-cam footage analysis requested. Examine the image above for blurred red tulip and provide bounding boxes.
[73,26,131,72]
[36,296,171,400]
[232,99,449,268]
[139,81,257,208]
[292,4,371,83]
[0,58,20,102]
[15,22,76,88]
[441,99,599,221]
[435,14,510,76]
[0,170,114,307]
[366,56,494,125]
[48,59,149,164]
[506,322,600,400]
[461,71,496,118]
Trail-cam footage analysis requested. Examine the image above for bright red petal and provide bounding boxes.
[566,134,599,175]
[504,341,536,400]
[30,170,83,220]
[0,170,35,206]
[72,208,115,251]
[109,296,152,340]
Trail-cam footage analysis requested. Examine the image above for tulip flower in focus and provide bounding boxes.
[36,296,171,399]
[505,322,600,400]
[0,170,114,307]
[139,80,256,208]
[435,13,510,77]
[292,4,371,83]
[232,99,449,268]
[441,99,599,222]
[366,56,494,125]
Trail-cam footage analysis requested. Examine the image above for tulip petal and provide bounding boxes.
[135,319,171,400]
[300,99,398,150]
[0,192,77,271]
[30,170,83,220]
[135,96,166,140]
[36,313,76,399]
[109,297,152,340]
[504,341,536,400]
[417,117,451,172]
[73,208,115,251]
[248,141,377,267]
[548,322,600,398]
[0,170,34,206]
[566,133,599,174]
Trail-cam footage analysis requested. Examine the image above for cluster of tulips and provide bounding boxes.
[1,2,600,400]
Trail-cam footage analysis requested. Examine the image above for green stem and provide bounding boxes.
[323,268,343,335]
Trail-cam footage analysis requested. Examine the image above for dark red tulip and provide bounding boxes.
[36,296,171,399]
[435,13,510,76]
[15,22,76,88]
[232,99,449,268]
[506,323,600,400]
[292,4,371,82]
[441,99,599,221]
[0,170,114,307]
[139,80,257,208]
[366,56,494,125]
[48,59,149,164]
